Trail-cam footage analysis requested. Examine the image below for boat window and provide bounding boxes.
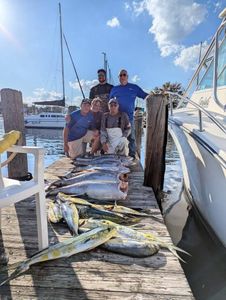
[40,115,44,117]
[197,62,214,90]
[217,37,226,87]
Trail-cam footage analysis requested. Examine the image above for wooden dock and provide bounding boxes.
[0,157,194,299]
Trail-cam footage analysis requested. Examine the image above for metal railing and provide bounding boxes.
[177,18,226,112]
[168,91,226,135]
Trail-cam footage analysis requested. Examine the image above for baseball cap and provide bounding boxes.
[109,98,119,105]
[81,98,91,105]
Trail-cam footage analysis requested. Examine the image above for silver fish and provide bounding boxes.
[74,165,130,174]
[46,171,128,190]
[46,181,128,201]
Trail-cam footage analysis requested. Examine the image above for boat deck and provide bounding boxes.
[0,157,193,299]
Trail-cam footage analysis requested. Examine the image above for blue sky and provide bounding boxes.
[0,0,225,106]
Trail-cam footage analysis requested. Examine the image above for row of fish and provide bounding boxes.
[48,193,189,260]
[0,154,189,286]
[46,155,133,201]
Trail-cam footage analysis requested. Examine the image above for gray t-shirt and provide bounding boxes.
[89,83,113,113]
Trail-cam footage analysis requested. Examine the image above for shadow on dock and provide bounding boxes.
[0,198,88,299]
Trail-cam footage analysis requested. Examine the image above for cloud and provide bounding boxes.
[124,2,131,11]
[69,79,98,92]
[24,88,63,104]
[131,0,207,57]
[174,42,208,71]
[131,75,141,82]
[106,17,120,28]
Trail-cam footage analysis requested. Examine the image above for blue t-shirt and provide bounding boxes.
[109,83,148,121]
[67,110,94,142]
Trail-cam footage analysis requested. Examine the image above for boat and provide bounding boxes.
[167,8,226,246]
[24,112,65,129]
[25,3,66,129]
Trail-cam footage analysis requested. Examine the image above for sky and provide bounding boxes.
[0,0,225,107]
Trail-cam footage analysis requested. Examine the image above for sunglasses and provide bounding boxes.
[98,74,105,77]
[119,73,127,77]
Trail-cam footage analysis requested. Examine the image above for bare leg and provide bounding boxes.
[91,135,100,154]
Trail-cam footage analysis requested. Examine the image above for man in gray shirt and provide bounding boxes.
[89,69,113,113]
[101,98,131,155]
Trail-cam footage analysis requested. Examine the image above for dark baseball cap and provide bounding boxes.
[97,69,106,74]
[81,98,91,105]
[109,98,119,105]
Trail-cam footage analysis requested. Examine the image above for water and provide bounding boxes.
[1,120,226,299]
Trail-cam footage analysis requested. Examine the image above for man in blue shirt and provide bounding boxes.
[110,69,148,158]
[63,99,99,158]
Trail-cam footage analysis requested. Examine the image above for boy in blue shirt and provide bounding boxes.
[63,99,99,158]
[110,69,148,158]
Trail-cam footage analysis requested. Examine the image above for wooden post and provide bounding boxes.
[134,112,143,158]
[1,88,28,178]
[144,94,168,207]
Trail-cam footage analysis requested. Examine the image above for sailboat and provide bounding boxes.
[168,8,226,246]
[24,3,66,129]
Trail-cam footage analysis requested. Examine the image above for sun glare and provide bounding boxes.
[0,1,9,24]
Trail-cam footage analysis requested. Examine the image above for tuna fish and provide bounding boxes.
[46,171,128,190]
[46,181,128,201]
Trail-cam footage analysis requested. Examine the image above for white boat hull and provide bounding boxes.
[24,113,65,129]
[168,119,226,247]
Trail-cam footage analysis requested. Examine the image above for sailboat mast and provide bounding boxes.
[102,52,107,81]
[59,3,65,102]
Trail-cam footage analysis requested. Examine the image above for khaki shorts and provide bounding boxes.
[68,130,94,159]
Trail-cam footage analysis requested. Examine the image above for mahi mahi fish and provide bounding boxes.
[59,201,79,235]
[46,181,128,201]
[57,193,153,218]
[0,226,117,286]
[80,219,190,261]
[47,200,62,223]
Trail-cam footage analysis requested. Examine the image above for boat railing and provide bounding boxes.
[179,17,226,112]
[168,91,226,135]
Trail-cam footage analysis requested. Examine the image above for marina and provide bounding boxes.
[0,2,226,299]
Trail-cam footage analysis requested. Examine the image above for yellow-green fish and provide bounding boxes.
[0,226,116,286]
[81,219,190,261]
[47,201,62,223]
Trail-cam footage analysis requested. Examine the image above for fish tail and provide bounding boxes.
[166,245,187,263]
[0,261,29,286]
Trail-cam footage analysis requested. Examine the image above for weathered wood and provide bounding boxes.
[144,94,168,202]
[134,113,143,158]
[0,88,28,178]
[0,156,193,299]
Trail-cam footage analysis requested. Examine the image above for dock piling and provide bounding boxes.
[143,93,168,207]
[1,88,28,178]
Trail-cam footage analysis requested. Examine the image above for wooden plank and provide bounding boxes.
[0,156,193,299]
